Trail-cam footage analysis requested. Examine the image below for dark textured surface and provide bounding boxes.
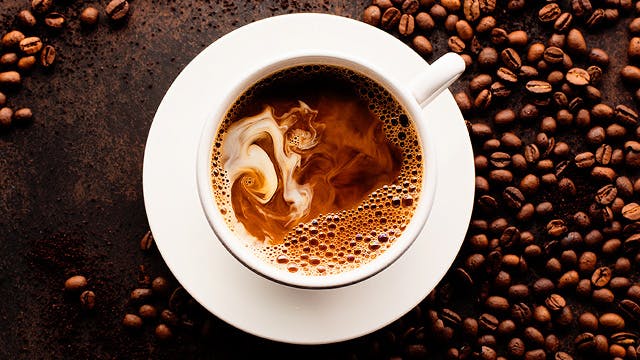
[0,0,638,359]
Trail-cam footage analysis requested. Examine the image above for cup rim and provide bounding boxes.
[195,50,438,289]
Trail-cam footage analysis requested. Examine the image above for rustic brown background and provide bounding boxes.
[0,0,636,359]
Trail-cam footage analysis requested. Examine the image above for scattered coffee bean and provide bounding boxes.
[65,275,87,291]
[80,290,96,310]
[122,313,143,329]
[106,0,131,21]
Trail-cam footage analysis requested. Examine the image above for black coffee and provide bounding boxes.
[210,64,423,275]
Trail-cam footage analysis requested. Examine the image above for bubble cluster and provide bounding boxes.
[210,64,424,276]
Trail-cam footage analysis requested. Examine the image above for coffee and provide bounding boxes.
[210,64,423,276]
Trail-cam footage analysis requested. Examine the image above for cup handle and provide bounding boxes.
[411,52,466,109]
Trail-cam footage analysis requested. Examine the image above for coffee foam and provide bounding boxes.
[211,64,423,276]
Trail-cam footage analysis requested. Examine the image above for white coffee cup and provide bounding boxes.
[196,50,465,289]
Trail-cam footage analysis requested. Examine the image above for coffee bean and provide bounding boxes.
[501,48,521,70]
[429,4,449,21]
[448,36,466,53]
[470,74,492,93]
[414,12,434,31]
[139,304,157,319]
[619,299,640,321]
[555,13,573,33]
[80,290,96,310]
[571,0,593,17]
[65,275,88,291]
[615,105,638,127]
[463,0,480,21]
[79,6,100,27]
[13,108,33,123]
[600,313,625,331]
[151,277,170,296]
[512,302,533,324]
[40,45,56,68]
[591,266,612,287]
[106,0,130,21]
[454,92,472,113]
[31,0,52,13]
[630,37,640,60]
[19,37,42,55]
[558,270,579,289]
[626,141,640,167]
[507,30,528,47]
[402,0,420,14]
[508,338,526,358]
[363,5,382,26]
[586,8,605,28]
[155,324,173,340]
[412,36,433,56]
[547,219,568,237]
[489,28,508,46]
[17,10,37,28]
[622,65,640,84]
[622,203,640,220]
[526,80,552,95]
[476,16,496,33]
[545,294,566,312]
[381,7,402,29]
[544,46,564,64]
[501,132,521,149]
[123,313,143,329]
[374,0,393,8]
[493,109,516,126]
[130,288,153,302]
[0,53,18,67]
[479,313,499,331]
[140,230,154,251]
[519,174,540,195]
[398,14,415,36]
[586,126,606,145]
[445,15,459,33]
[485,296,509,312]
[566,68,590,86]
[0,107,12,127]
[44,12,66,30]
[595,184,617,205]
[497,67,518,83]
[474,89,492,110]
[592,288,615,304]
[17,56,36,72]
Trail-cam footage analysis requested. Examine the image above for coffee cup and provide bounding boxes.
[196,49,464,289]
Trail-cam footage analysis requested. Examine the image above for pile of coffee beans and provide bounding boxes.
[359,0,640,359]
[120,231,210,342]
[0,0,130,129]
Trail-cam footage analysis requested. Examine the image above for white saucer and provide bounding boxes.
[143,13,474,345]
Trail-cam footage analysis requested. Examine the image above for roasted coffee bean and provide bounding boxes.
[0,53,18,67]
[558,270,579,289]
[122,314,143,329]
[402,0,420,13]
[448,36,466,53]
[592,288,615,303]
[429,4,447,20]
[17,56,35,72]
[622,203,640,220]
[519,174,540,194]
[508,338,526,357]
[547,219,568,237]
[80,290,96,310]
[519,66,538,78]
[621,65,640,84]
[507,30,528,47]
[398,14,415,36]
[618,299,640,321]
[615,105,638,126]
[476,16,496,33]
[65,275,88,291]
[17,10,37,28]
[587,126,606,145]
[545,294,566,312]
[539,3,561,22]
[13,108,32,123]
[155,324,173,341]
[512,302,533,324]
[497,67,518,83]
[485,296,509,312]
[31,0,52,13]
[566,68,590,86]
[138,304,157,319]
[591,266,612,287]
[479,313,499,331]
[0,107,12,127]
[381,7,402,29]
[44,12,65,29]
[474,89,492,110]
[554,13,573,33]
[586,8,605,28]
[80,7,100,26]
[40,45,55,68]
[130,288,153,302]
[575,332,596,352]
[19,37,42,55]
[493,109,516,126]
[533,278,555,296]
[455,20,473,41]
[477,47,498,69]
[544,46,564,64]
[445,15,459,34]
[463,0,480,21]
[571,0,593,18]
[630,37,640,60]
[610,331,638,347]
[1,31,25,49]
[106,0,130,21]
[363,5,382,26]
[140,230,154,251]
[412,36,433,56]
[470,74,493,92]
[501,132,522,149]
[526,80,552,95]
[558,178,576,196]
[414,12,434,31]
[501,48,521,70]
[600,313,625,331]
